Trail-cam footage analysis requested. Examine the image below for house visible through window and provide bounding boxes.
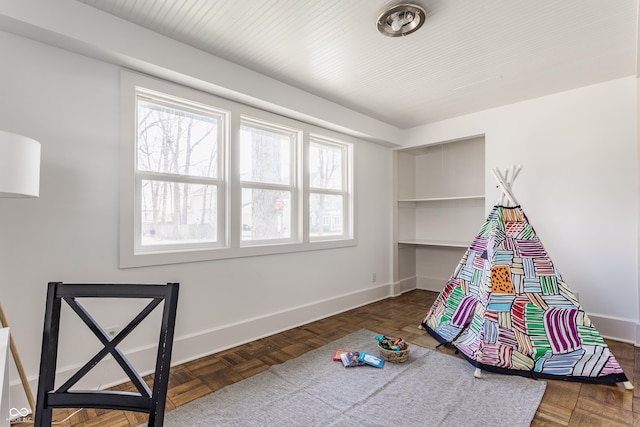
[309,135,352,240]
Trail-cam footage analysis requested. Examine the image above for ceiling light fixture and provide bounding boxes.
[377,3,426,37]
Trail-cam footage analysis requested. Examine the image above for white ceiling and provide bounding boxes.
[74,0,638,129]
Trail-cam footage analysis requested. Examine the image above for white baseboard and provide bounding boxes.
[394,276,417,295]
[12,282,396,405]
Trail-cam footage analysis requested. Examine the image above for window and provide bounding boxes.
[135,91,226,253]
[309,136,352,240]
[120,71,355,267]
[240,118,299,244]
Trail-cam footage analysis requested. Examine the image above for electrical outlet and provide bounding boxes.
[371,272,377,283]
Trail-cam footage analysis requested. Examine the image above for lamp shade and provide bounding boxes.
[0,130,40,198]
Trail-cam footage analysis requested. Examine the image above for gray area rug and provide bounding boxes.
[157,329,546,426]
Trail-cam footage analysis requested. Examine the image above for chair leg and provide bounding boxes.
[35,282,63,427]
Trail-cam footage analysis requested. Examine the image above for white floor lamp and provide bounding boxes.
[0,130,40,416]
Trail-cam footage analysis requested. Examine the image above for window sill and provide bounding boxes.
[120,238,358,268]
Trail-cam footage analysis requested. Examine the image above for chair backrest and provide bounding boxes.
[34,282,179,427]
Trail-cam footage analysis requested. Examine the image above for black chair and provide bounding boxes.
[34,282,179,427]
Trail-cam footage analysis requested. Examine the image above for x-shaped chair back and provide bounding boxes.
[34,282,179,427]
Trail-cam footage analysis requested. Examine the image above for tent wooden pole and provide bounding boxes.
[491,166,521,207]
[0,303,36,415]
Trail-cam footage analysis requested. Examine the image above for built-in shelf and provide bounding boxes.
[394,136,485,291]
[398,195,485,203]
[397,239,470,248]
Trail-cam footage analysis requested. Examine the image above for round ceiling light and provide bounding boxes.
[377,3,426,37]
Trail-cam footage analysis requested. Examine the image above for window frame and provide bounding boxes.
[308,134,354,242]
[120,70,356,268]
[134,89,228,254]
[238,116,301,247]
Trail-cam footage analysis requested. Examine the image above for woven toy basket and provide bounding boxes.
[378,343,410,363]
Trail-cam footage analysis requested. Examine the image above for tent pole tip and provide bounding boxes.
[474,368,482,379]
[622,381,634,390]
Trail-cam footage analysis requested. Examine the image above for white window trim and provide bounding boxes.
[238,116,300,247]
[120,70,357,268]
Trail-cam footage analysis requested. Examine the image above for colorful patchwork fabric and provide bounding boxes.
[422,205,628,384]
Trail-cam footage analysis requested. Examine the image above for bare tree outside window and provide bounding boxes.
[240,122,294,242]
[137,99,221,246]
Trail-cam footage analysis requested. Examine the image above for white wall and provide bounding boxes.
[0,30,394,409]
[404,76,639,342]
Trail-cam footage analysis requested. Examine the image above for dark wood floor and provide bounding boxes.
[20,290,639,426]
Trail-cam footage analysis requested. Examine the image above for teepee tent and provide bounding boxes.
[421,166,631,388]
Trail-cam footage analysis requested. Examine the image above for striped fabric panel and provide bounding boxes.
[498,324,518,347]
[460,266,474,282]
[504,221,525,237]
[540,276,559,295]
[501,207,524,222]
[465,251,475,269]
[523,278,542,293]
[487,206,501,222]
[470,236,488,253]
[534,258,556,276]
[494,250,514,265]
[511,274,523,294]
[471,268,483,287]
[543,295,574,308]
[498,311,512,329]
[572,346,609,377]
[515,240,547,257]
[468,310,484,335]
[527,293,548,310]
[511,297,527,333]
[451,295,478,327]
[492,228,507,249]
[487,294,515,311]
[522,258,536,277]
[544,308,580,354]
[472,251,485,270]
[481,343,513,368]
[538,349,584,375]
[514,329,534,356]
[577,325,607,346]
[459,279,469,295]
[432,323,463,342]
[484,319,498,343]
[511,349,535,371]
[516,222,536,240]
[501,237,516,252]
[601,355,624,375]
[484,310,499,323]
[477,220,493,237]
[511,257,524,275]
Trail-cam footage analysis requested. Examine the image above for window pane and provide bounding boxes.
[141,180,217,245]
[241,189,291,241]
[309,142,343,190]
[309,193,343,237]
[240,124,291,185]
[137,100,219,178]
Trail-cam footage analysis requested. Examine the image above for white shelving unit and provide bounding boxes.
[393,136,485,293]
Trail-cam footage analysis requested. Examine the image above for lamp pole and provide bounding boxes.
[0,305,35,414]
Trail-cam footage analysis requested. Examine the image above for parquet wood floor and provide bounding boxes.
[19,290,639,426]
